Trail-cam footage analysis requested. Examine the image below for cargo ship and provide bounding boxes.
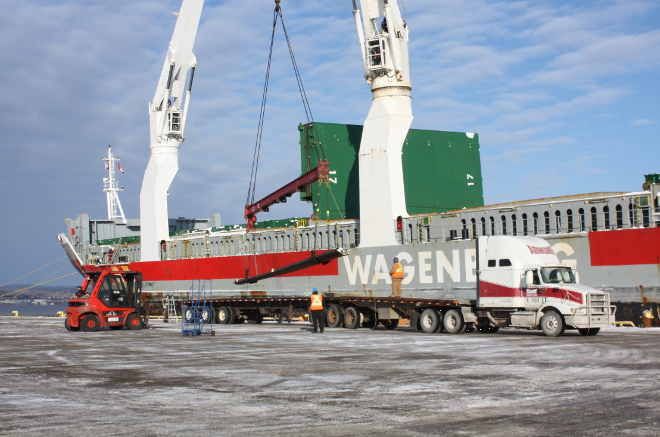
[58,0,659,323]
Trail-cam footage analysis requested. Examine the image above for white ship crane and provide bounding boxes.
[352,0,413,247]
[102,145,126,223]
[140,0,204,261]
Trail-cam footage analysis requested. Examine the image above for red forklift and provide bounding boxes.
[65,270,147,332]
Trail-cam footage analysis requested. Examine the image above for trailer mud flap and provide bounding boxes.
[410,311,421,331]
[461,307,477,324]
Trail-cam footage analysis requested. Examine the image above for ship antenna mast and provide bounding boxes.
[103,144,126,224]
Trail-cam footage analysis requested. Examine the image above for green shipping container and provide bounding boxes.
[299,122,484,220]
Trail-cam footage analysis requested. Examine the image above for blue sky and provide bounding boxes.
[0,0,658,287]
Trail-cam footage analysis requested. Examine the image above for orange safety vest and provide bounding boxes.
[391,262,404,279]
[310,294,324,311]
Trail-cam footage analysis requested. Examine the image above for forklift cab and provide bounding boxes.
[66,270,143,332]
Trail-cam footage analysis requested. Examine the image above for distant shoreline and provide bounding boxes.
[0,304,68,316]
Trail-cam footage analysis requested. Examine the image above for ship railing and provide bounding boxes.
[407,205,655,245]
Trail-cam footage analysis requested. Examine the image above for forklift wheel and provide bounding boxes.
[126,313,142,330]
[81,315,100,332]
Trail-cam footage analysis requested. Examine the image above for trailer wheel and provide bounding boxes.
[181,306,192,323]
[443,309,464,334]
[343,307,360,329]
[435,311,445,333]
[382,319,398,330]
[541,310,565,337]
[247,311,263,324]
[420,308,440,333]
[201,307,215,324]
[217,306,234,324]
[64,318,79,332]
[578,328,600,336]
[461,323,473,334]
[81,315,100,332]
[326,305,343,328]
[126,313,142,330]
[361,311,377,328]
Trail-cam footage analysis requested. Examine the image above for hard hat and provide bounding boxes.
[312,288,318,294]
[393,257,399,263]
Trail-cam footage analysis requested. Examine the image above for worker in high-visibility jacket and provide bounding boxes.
[309,288,324,333]
[389,257,404,297]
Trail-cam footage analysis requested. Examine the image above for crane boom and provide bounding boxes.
[140,0,204,262]
[353,0,413,247]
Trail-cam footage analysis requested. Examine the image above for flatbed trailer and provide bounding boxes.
[180,294,477,334]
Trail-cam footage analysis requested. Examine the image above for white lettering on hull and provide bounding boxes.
[344,249,477,286]
[436,250,460,283]
[419,251,433,284]
[372,254,391,285]
[343,254,372,285]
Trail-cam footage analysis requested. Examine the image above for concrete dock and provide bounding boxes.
[0,317,659,436]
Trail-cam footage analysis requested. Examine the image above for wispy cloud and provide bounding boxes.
[632,118,657,126]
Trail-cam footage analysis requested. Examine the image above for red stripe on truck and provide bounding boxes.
[589,227,660,266]
[479,280,583,304]
[126,250,339,282]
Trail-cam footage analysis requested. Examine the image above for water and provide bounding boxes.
[0,304,67,316]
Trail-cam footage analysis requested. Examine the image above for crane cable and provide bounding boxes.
[246,5,279,208]
[246,0,328,210]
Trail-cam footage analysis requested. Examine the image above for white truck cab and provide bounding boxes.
[476,236,616,337]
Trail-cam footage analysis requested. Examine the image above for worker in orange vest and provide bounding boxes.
[309,288,324,333]
[389,257,404,297]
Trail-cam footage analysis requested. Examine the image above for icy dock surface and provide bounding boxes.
[0,317,659,436]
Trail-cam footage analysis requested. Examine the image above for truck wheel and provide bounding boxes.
[382,319,398,330]
[420,308,440,333]
[326,305,343,328]
[81,315,100,332]
[541,310,565,337]
[343,307,359,329]
[217,306,234,324]
[361,311,377,328]
[578,328,600,336]
[126,313,142,330]
[477,325,499,334]
[443,309,464,334]
[247,311,263,324]
[201,307,215,324]
[435,311,445,333]
[64,318,80,332]
[181,306,192,323]
[460,323,473,334]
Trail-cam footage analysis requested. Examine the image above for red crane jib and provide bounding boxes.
[245,160,329,226]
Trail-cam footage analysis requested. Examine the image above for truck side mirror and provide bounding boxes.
[523,271,533,287]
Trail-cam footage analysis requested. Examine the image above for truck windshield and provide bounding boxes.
[541,267,575,284]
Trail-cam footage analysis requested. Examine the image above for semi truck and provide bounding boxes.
[174,235,616,337]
